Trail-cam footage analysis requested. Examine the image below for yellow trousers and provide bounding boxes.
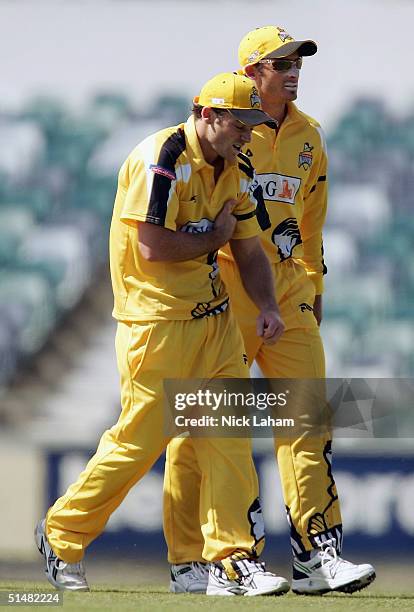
[164,258,343,562]
[46,310,264,563]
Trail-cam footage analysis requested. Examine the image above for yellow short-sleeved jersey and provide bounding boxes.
[220,102,328,294]
[110,116,263,321]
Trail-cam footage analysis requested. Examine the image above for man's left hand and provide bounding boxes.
[256,310,285,344]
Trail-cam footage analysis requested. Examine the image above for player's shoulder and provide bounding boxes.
[295,106,322,128]
[142,123,186,157]
[292,105,327,152]
[127,123,186,168]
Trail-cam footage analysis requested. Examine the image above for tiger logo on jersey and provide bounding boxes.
[181,219,222,301]
[180,218,213,233]
[271,218,302,260]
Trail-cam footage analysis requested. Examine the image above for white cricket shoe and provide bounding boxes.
[34,519,89,592]
[292,543,376,595]
[207,558,290,597]
[170,562,209,593]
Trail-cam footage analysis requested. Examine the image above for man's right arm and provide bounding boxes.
[138,201,237,262]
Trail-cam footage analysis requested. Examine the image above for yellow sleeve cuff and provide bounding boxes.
[307,271,324,295]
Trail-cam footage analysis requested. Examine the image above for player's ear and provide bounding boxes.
[201,106,214,124]
[244,65,256,79]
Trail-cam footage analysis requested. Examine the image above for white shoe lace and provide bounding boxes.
[248,560,273,575]
[238,559,275,582]
[320,544,353,577]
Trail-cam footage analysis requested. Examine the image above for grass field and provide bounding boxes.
[1,581,414,611]
[1,559,413,611]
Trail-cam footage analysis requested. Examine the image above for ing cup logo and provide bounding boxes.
[277,28,294,43]
[250,86,261,108]
[298,142,314,170]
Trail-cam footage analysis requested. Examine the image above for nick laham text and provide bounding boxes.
[175,415,295,428]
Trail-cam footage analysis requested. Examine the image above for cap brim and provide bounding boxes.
[266,39,317,58]
[229,108,277,128]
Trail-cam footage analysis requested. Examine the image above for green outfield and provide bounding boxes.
[0,583,413,611]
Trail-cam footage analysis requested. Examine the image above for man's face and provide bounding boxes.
[207,110,253,162]
[253,52,301,104]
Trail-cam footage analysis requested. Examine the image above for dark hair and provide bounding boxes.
[251,63,264,75]
[192,103,203,118]
[192,104,227,119]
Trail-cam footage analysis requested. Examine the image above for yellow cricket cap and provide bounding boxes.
[194,72,276,127]
[238,26,317,71]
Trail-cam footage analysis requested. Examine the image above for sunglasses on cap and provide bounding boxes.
[258,57,303,72]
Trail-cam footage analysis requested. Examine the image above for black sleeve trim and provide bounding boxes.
[146,128,186,226]
[309,175,327,194]
[234,210,257,221]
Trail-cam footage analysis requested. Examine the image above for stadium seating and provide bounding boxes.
[325,97,414,377]
[0,93,413,395]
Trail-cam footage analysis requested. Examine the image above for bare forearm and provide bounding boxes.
[138,201,237,262]
[138,223,224,262]
[230,239,278,312]
[313,294,323,326]
[231,236,284,343]
[240,253,278,311]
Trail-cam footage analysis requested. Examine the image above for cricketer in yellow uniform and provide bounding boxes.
[164,30,343,566]
[41,73,284,577]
